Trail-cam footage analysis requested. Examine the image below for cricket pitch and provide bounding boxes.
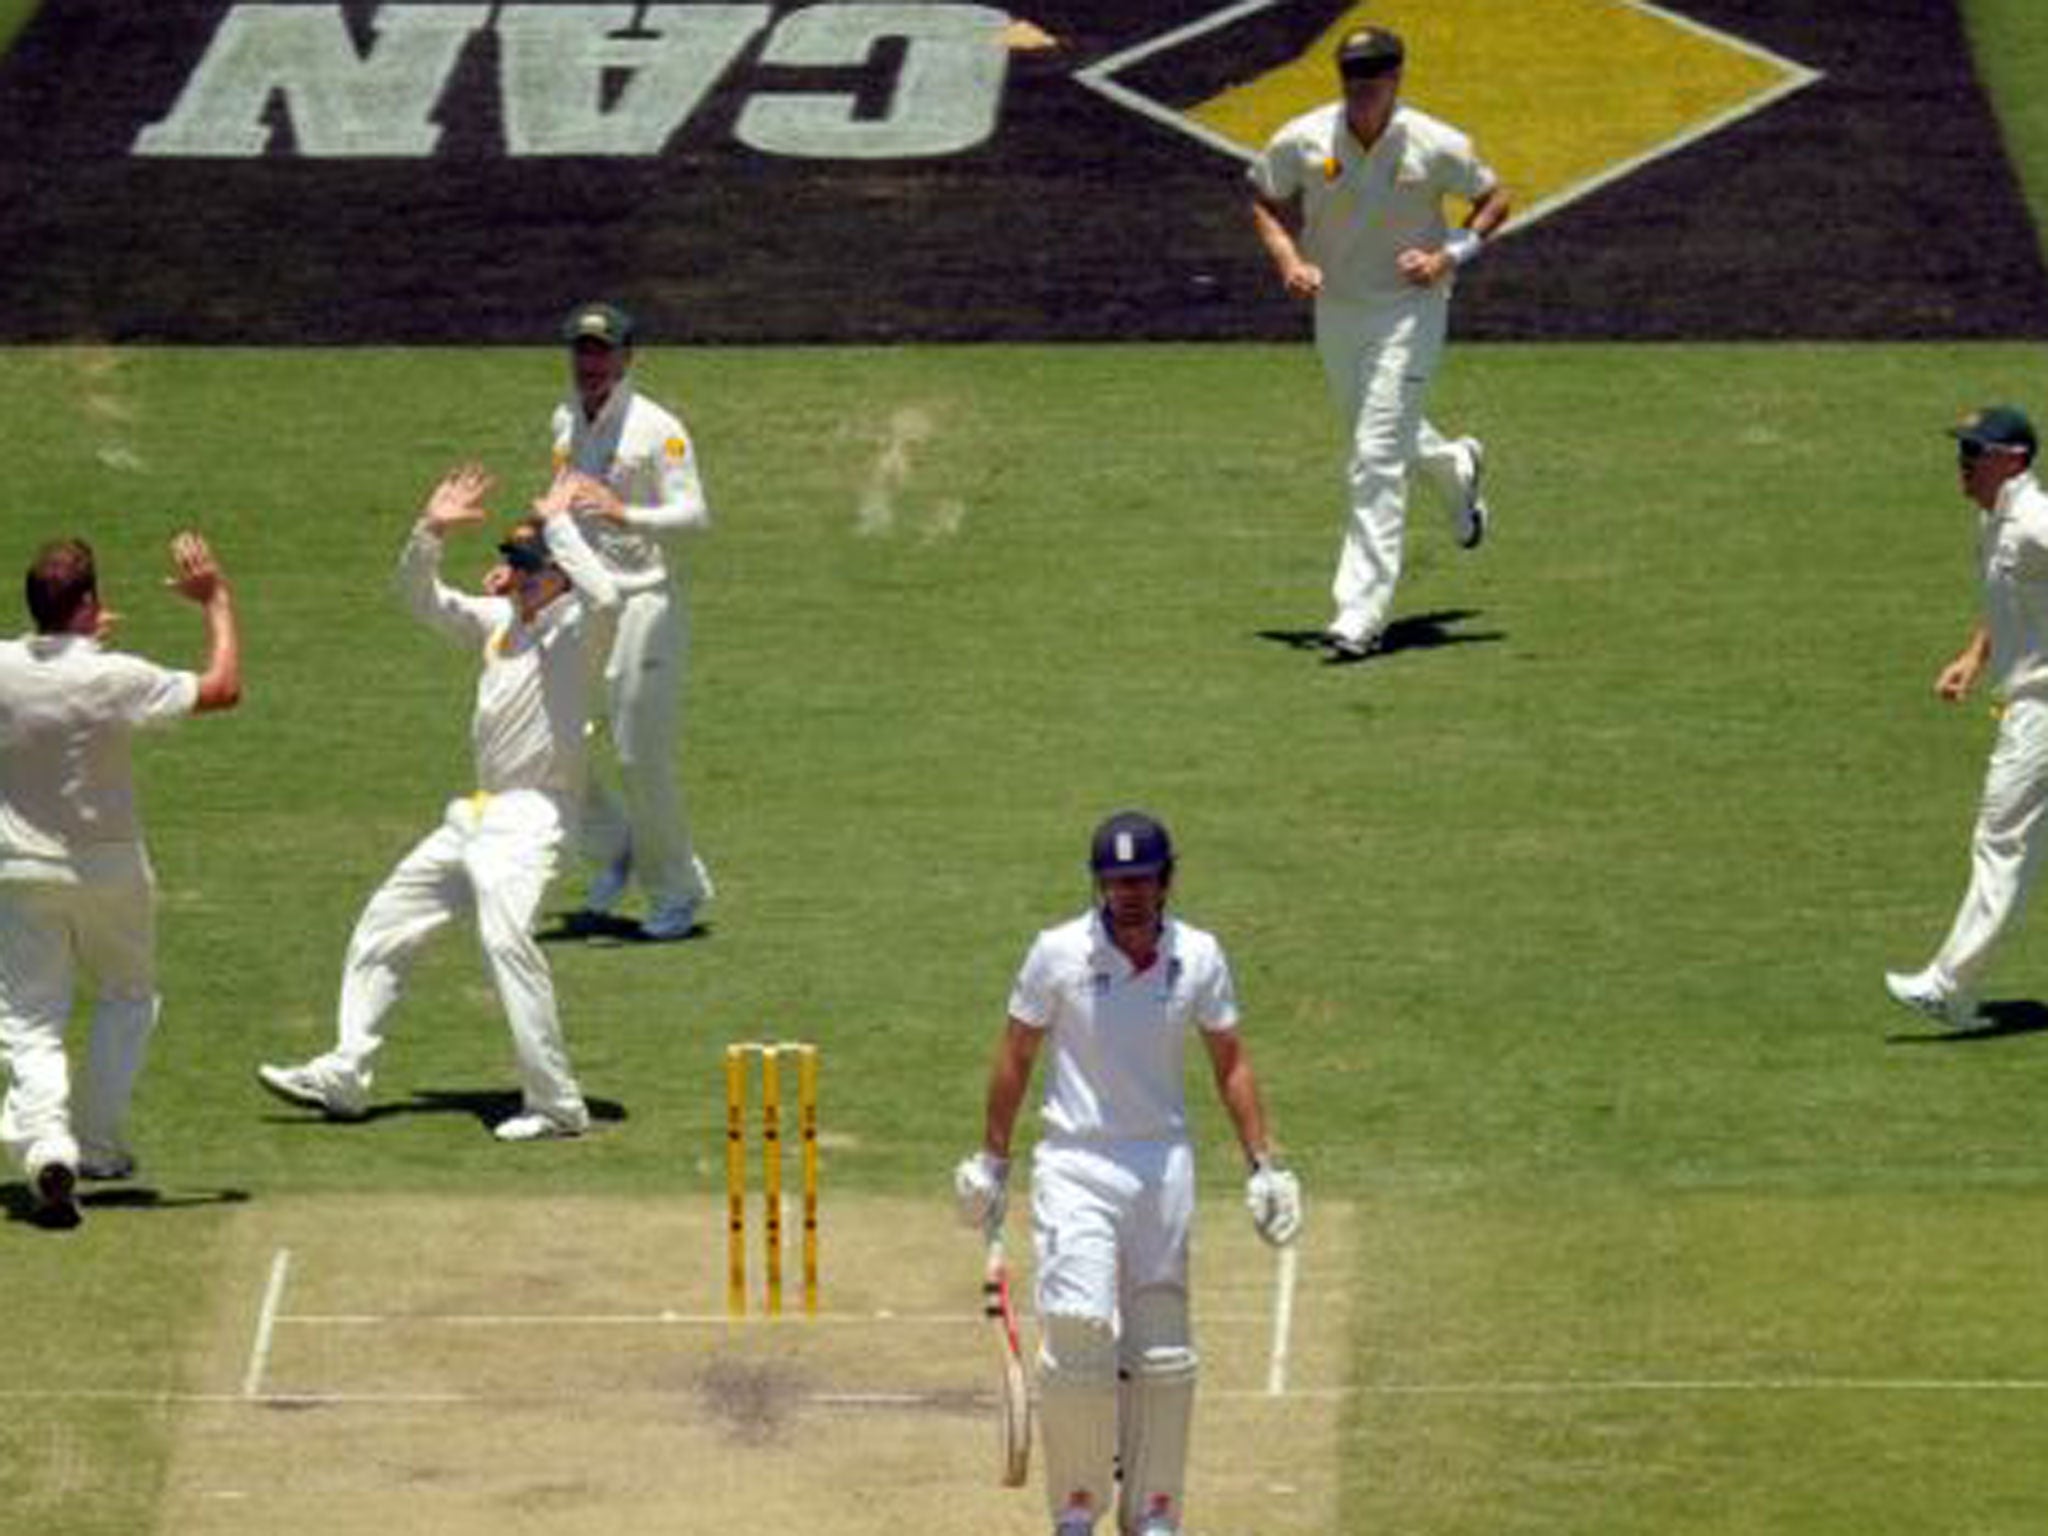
[159,1194,1353,1534]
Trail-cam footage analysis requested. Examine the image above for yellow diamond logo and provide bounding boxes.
[1077,0,1820,229]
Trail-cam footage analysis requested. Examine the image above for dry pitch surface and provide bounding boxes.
[160,1195,1352,1534]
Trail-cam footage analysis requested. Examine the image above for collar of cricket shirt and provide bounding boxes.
[1090,909,1176,978]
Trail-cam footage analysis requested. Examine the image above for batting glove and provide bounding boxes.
[1246,1157,1302,1247]
[953,1150,1009,1235]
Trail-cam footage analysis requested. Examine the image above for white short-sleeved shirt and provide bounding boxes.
[0,634,196,878]
[1008,910,1240,1144]
[1979,470,2048,702]
[550,383,710,595]
[1249,101,1495,305]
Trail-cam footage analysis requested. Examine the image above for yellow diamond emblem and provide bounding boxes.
[1081,0,1820,230]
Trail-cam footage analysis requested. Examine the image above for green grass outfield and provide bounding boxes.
[9,339,2048,1532]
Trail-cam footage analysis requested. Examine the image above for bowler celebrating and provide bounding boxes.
[955,812,1301,1536]
[0,531,241,1228]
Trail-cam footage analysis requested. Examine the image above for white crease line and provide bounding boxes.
[283,1311,984,1327]
[7,1378,2048,1410]
[1265,1242,1299,1397]
[276,1309,1285,1328]
[241,1249,292,1401]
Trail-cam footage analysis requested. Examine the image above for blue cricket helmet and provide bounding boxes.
[1089,811,1175,879]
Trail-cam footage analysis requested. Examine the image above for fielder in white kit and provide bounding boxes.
[1887,406,2048,1028]
[1,531,241,1228]
[1249,25,1510,661]
[552,302,714,941]
[258,467,616,1141]
[955,812,1302,1536]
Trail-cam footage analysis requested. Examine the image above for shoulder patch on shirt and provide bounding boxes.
[664,435,690,462]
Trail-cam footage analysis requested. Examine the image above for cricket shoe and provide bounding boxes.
[256,1062,369,1121]
[641,898,702,942]
[1320,630,1380,665]
[31,1160,82,1231]
[1455,436,1490,550]
[1883,967,1980,1029]
[79,1150,137,1181]
[493,1110,588,1143]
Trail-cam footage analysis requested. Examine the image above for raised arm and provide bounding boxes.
[165,530,241,713]
[534,470,621,613]
[397,465,503,641]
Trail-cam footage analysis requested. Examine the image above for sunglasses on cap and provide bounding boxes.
[497,538,553,574]
[1957,440,2025,465]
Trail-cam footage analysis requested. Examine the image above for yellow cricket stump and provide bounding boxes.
[724,1041,820,1317]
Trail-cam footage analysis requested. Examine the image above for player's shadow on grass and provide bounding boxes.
[1887,998,2048,1045]
[0,1183,250,1226]
[344,1088,630,1133]
[1258,608,1503,664]
[536,912,712,946]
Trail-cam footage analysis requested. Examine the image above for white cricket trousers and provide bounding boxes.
[582,586,712,910]
[1032,1141,1196,1530]
[325,790,585,1122]
[1315,292,1451,646]
[0,850,160,1176]
[1934,694,2048,990]
[1032,1140,1195,1323]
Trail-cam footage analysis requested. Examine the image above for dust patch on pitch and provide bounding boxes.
[693,1355,809,1446]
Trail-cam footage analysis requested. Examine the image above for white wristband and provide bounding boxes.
[1444,229,1482,267]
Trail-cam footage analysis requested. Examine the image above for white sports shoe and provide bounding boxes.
[493,1111,588,1143]
[256,1062,369,1120]
[641,898,701,941]
[1883,967,1980,1029]
[1455,436,1490,550]
[79,1150,137,1182]
[1320,629,1379,663]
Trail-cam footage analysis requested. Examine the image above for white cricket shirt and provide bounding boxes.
[551,383,711,596]
[396,518,617,798]
[0,634,195,879]
[1979,470,2048,702]
[1249,101,1496,305]
[1008,909,1240,1144]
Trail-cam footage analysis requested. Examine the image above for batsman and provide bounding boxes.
[955,812,1302,1536]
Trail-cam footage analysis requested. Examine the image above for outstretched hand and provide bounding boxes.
[164,530,228,607]
[532,468,581,521]
[421,464,496,534]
